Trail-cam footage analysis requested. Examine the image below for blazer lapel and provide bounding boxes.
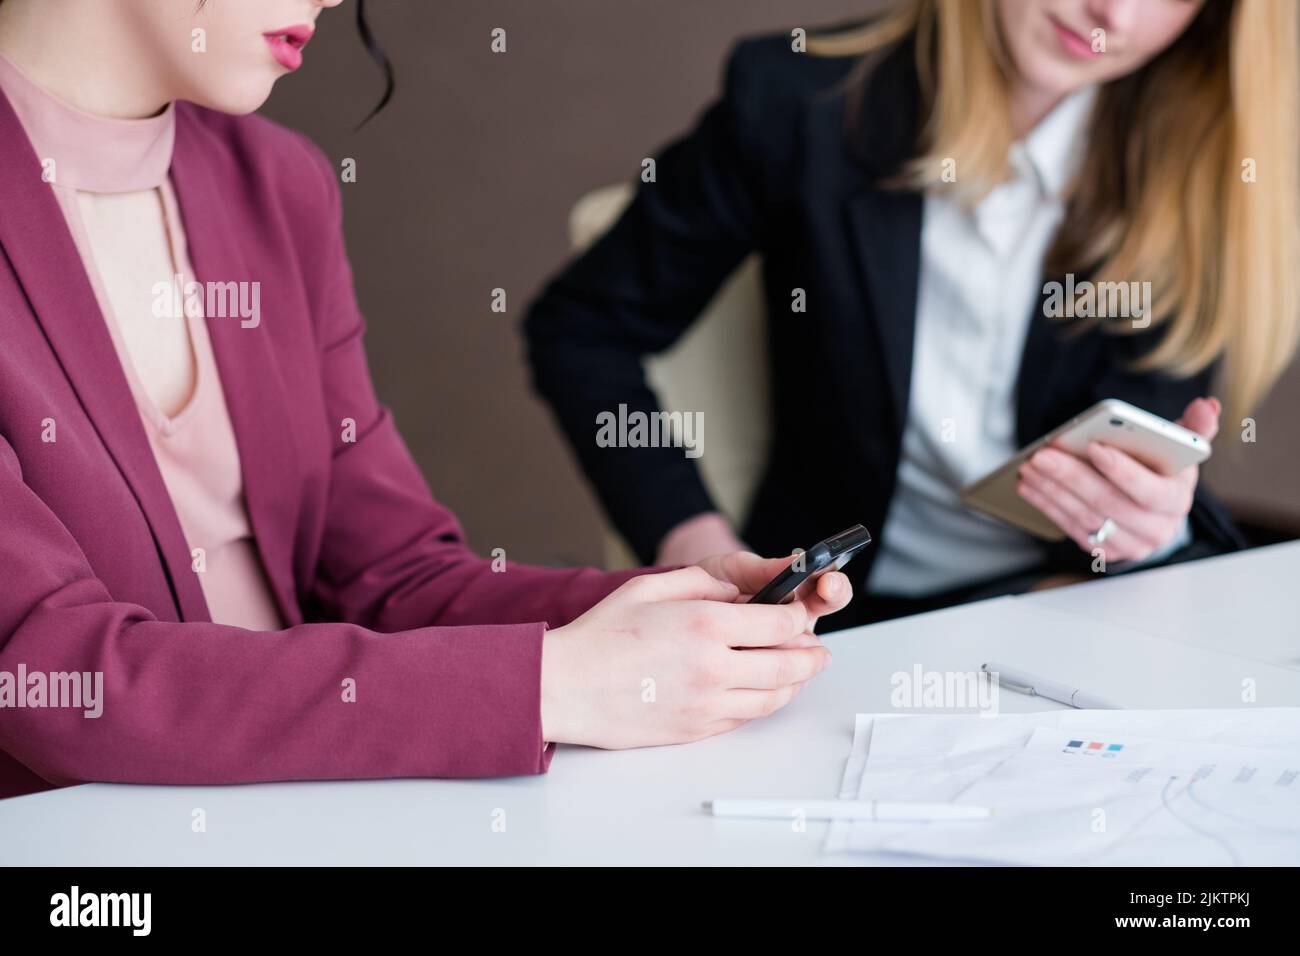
[845,187,923,436]
[170,106,303,626]
[0,89,209,623]
[1014,287,1062,444]
[839,38,925,437]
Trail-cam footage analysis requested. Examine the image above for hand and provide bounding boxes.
[539,566,834,750]
[1016,397,1219,564]
[655,512,747,566]
[696,549,852,633]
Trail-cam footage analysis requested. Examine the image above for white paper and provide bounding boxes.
[826,708,1300,865]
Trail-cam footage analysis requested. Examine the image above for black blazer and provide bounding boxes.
[525,31,1243,627]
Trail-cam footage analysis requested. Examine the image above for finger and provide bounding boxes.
[693,717,747,741]
[697,682,812,738]
[702,551,796,596]
[1017,477,1117,557]
[691,599,812,648]
[721,683,804,721]
[1024,449,1188,554]
[1022,452,1165,541]
[1019,464,1102,533]
[1086,442,1193,513]
[628,566,739,603]
[1017,477,1086,545]
[1020,464,1158,557]
[794,571,852,621]
[1017,477,1147,562]
[767,631,825,650]
[725,645,831,690]
[1026,449,1146,523]
[1177,396,1220,440]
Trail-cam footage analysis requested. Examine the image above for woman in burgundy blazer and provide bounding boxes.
[0,0,848,799]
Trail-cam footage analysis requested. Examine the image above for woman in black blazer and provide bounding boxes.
[525,1,1299,629]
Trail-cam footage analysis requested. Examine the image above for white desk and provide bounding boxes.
[3,542,1298,866]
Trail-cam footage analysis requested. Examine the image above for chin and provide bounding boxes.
[1015,52,1088,99]
[188,79,277,116]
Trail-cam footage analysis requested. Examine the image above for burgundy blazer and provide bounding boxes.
[0,93,639,799]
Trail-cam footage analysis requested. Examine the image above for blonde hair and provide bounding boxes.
[810,0,1300,417]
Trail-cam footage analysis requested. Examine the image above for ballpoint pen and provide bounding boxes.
[981,661,1118,709]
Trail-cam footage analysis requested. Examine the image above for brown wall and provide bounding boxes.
[261,0,1300,569]
[1203,370,1300,533]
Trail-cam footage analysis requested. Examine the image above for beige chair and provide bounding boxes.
[568,184,771,569]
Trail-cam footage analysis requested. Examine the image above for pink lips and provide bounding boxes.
[264,24,314,71]
[1049,15,1101,60]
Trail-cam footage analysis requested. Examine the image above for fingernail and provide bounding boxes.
[1089,442,1114,465]
[1031,450,1053,471]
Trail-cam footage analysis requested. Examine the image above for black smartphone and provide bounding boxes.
[749,524,872,605]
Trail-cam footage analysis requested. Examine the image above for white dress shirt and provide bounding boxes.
[868,88,1099,597]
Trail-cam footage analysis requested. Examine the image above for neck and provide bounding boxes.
[0,0,172,119]
[1007,80,1064,141]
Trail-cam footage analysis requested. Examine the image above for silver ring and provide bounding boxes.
[1088,517,1118,546]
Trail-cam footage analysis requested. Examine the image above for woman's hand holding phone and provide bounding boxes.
[695,549,852,623]
[539,559,850,750]
[1016,396,1220,563]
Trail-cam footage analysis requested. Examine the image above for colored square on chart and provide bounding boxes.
[1067,740,1084,748]
[1107,744,1123,751]
[1087,742,1104,750]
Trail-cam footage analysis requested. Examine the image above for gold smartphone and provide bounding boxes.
[960,399,1212,541]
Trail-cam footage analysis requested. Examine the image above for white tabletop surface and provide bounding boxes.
[3,542,1298,866]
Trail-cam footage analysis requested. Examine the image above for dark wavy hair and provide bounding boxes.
[352,0,394,125]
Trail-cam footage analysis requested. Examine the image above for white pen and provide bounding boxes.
[703,799,992,822]
[981,661,1118,709]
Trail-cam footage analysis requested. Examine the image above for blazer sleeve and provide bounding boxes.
[524,42,772,563]
[0,430,564,787]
